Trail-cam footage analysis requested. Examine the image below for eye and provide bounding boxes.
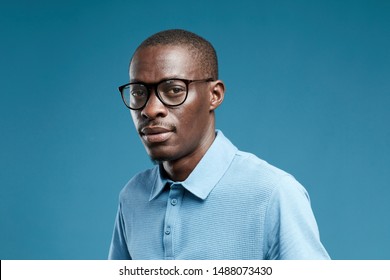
[167,86,186,95]
[160,80,186,97]
[131,90,146,98]
[129,84,147,99]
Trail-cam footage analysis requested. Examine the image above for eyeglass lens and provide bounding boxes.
[122,79,188,109]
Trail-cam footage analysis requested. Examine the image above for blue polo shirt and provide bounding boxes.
[108,130,330,260]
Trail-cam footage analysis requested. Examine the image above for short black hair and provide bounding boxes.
[132,29,218,79]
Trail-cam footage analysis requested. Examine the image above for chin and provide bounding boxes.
[145,145,179,163]
[147,150,174,163]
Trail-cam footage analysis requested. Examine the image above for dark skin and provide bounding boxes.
[129,45,225,181]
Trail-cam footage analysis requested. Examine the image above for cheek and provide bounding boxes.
[176,95,210,132]
[130,111,142,130]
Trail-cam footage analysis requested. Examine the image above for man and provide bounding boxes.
[109,29,330,260]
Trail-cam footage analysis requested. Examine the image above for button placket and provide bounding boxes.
[162,184,184,260]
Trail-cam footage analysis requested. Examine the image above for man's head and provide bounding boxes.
[127,29,225,171]
[132,29,218,80]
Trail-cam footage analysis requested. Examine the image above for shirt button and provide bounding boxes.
[165,229,171,235]
[171,198,178,206]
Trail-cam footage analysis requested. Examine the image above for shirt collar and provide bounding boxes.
[149,130,238,201]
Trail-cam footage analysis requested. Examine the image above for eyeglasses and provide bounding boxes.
[118,78,214,110]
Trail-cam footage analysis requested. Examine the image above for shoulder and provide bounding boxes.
[228,150,302,190]
[118,166,159,202]
[234,150,289,177]
[221,149,311,208]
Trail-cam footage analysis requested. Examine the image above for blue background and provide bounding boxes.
[1,0,389,259]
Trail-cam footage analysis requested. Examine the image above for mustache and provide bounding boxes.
[138,121,177,134]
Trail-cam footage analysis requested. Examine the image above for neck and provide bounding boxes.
[162,126,216,182]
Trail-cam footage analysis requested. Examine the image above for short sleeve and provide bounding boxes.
[108,203,132,260]
[264,175,330,260]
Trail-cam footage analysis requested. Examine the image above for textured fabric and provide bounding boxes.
[108,130,330,260]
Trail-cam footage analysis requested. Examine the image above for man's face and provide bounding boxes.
[129,45,215,163]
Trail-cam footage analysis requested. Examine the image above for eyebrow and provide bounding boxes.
[130,76,187,84]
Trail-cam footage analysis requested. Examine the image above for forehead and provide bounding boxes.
[129,45,200,82]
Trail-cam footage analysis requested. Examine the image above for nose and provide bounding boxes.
[140,90,168,120]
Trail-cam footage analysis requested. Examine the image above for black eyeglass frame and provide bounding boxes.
[118,78,214,110]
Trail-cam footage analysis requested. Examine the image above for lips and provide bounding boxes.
[140,126,174,143]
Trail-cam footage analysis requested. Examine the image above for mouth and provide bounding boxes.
[140,126,175,144]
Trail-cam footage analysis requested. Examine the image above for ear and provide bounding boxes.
[209,80,225,111]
